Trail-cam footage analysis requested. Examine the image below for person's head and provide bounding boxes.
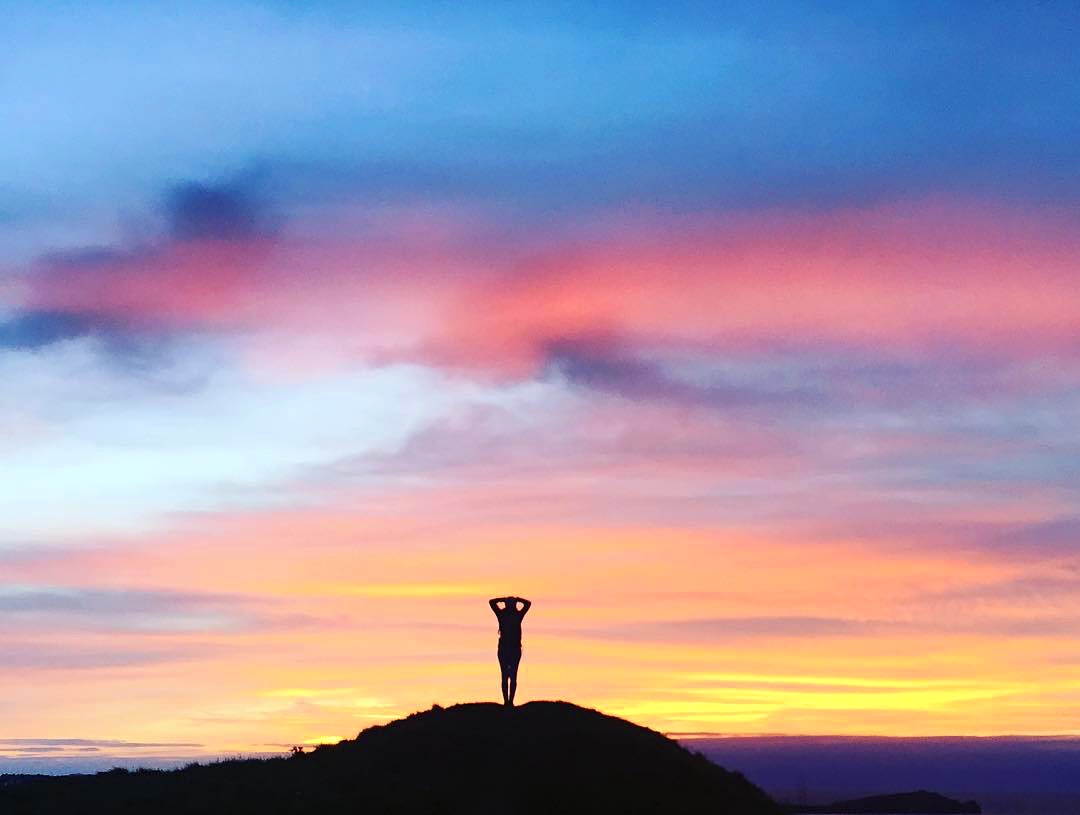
[506,598,518,611]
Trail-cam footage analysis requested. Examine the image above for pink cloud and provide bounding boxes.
[15,199,1080,378]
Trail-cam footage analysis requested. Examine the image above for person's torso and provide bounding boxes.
[497,610,523,644]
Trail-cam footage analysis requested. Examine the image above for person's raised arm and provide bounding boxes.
[489,597,505,615]
[517,597,532,617]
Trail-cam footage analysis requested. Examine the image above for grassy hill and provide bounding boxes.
[0,701,781,814]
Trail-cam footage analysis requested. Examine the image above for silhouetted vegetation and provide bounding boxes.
[0,701,781,814]
[787,789,980,813]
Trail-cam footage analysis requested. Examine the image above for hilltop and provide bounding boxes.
[0,701,781,814]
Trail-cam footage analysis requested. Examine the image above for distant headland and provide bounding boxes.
[785,790,981,814]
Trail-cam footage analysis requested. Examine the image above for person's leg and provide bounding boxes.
[499,648,512,705]
[507,654,521,705]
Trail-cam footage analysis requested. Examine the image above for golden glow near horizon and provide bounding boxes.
[2,507,1079,758]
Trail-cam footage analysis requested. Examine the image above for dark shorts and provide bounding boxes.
[498,640,522,670]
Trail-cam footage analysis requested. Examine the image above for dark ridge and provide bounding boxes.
[0,701,780,814]
[786,789,981,813]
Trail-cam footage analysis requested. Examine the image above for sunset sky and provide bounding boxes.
[3,1,1080,766]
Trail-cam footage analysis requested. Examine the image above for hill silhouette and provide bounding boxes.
[790,790,981,813]
[0,701,781,814]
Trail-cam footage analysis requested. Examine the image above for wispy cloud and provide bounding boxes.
[0,642,220,671]
[0,585,301,634]
[0,738,201,749]
[581,616,873,642]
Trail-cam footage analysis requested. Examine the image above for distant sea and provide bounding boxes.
[807,811,1075,815]
[806,812,1071,815]
[679,735,1080,815]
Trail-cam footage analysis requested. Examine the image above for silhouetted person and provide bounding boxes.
[489,595,531,706]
